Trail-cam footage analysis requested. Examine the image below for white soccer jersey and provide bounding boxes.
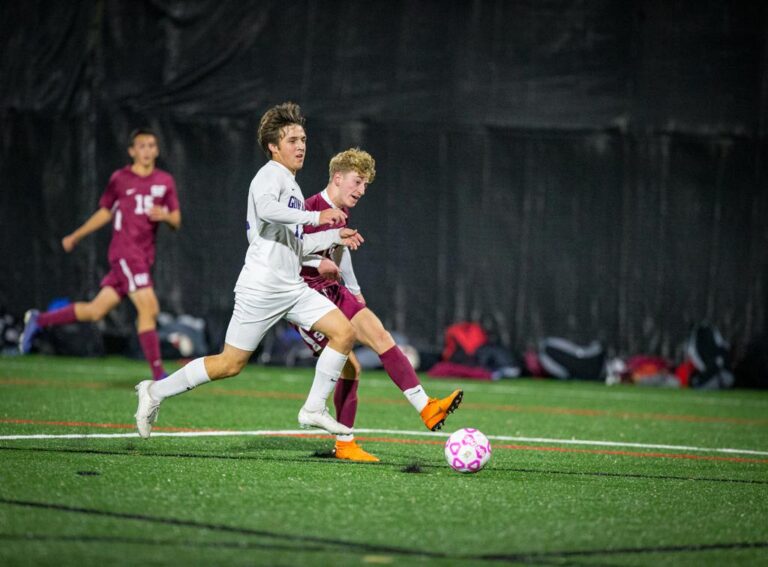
[235,161,341,293]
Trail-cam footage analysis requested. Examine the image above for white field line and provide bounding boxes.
[0,427,766,457]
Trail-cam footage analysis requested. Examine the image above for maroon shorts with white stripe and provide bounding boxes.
[100,258,154,298]
[295,284,366,353]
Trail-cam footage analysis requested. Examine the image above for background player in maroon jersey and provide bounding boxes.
[299,148,463,462]
[20,128,181,381]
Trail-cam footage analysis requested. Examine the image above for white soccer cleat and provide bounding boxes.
[134,380,161,439]
[298,406,353,436]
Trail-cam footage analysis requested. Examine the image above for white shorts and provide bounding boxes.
[224,286,336,352]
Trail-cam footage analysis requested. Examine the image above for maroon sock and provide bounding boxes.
[37,304,77,327]
[333,378,358,428]
[138,329,166,380]
[380,345,420,391]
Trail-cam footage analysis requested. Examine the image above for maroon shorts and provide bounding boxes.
[100,258,153,298]
[295,284,366,353]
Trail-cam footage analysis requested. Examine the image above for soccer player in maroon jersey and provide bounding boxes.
[298,148,463,462]
[20,128,181,381]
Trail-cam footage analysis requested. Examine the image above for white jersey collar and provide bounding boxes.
[320,189,337,209]
[268,160,295,178]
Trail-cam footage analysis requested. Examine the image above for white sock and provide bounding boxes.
[150,357,210,401]
[404,385,429,412]
[336,434,354,442]
[304,347,347,412]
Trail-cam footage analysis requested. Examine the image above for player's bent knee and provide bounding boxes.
[213,363,238,379]
[220,353,249,378]
[341,365,360,381]
[336,324,356,351]
[315,312,356,351]
[137,304,159,320]
[82,304,106,322]
[372,329,395,351]
[222,360,245,378]
[205,351,242,380]
[209,344,253,379]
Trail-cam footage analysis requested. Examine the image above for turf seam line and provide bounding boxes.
[0,498,447,559]
[0,532,327,553]
[0,527,765,562]
[481,540,768,561]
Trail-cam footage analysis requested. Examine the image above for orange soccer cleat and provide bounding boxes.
[420,389,464,431]
[334,440,380,462]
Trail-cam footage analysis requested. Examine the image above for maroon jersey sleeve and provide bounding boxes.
[302,193,327,234]
[98,170,121,210]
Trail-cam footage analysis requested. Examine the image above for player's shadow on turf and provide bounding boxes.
[237,438,333,452]
[5,446,762,485]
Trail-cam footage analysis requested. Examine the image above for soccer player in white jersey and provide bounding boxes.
[134,102,364,438]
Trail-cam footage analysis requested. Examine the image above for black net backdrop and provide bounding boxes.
[1,0,766,357]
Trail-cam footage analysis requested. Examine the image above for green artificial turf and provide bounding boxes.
[0,355,767,566]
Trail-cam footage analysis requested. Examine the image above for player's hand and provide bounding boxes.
[318,258,341,281]
[339,228,364,250]
[319,209,347,226]
[61,235,77,253]
[148,206,169,222]
[354,293,366,306]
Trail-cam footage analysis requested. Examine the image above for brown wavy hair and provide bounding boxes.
[257,102,306,158]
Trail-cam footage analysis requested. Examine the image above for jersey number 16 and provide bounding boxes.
[134,195,155,215]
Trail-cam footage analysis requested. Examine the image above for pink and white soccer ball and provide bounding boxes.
[444,428,492,473]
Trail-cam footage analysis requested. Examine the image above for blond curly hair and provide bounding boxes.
[328,148,376,184]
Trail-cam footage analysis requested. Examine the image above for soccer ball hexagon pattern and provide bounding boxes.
[444,428,492,473]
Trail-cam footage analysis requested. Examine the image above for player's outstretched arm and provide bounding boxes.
[62,207,113,252]
[302,227,363,255]
[148,206,181,230]
[338,246,363,299]
[303,230,341,254]
[338,228,364,250]
[257,196,346,228]
[255,191,320,227]
[317,208,347,226]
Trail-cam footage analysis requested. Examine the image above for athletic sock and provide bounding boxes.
[404,385,429,412]
[37,304,77,327]
[304,347,348,412]
[380,345,428,411]
[380,345,421,391]
[334,378,358,442]
[149,357,210,401]
[138,329,166,380]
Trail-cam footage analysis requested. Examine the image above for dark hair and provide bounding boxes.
[128,127,158,147]
[257,102,305,158]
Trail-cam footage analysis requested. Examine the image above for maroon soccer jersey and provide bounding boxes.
[301,191,348,291]
[98,166,179,266]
